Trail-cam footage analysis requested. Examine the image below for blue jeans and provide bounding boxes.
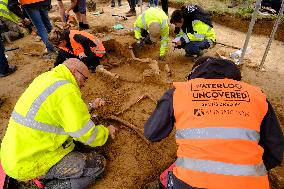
[149,0,158,6]
[25,6,54,52]
[184,40,210,56]
[0,39,9,74]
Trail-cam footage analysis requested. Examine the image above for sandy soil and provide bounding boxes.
[0,1,283,188]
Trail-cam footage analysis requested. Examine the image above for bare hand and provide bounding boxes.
[90,98,105,110]
[78,52,87,59]
[176,41,182,46]
[65,9,70,15]
[107,125,118,139]
[24,18,31,25]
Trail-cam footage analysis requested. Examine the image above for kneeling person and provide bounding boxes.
[170,5,216,57]
[1,58,117,189]
[134,7,169,61]
[50,29,106,70]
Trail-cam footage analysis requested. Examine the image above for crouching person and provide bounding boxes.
[170,5,216,57]
[1,58,117,189]
[50,29,106,71]
[144,57,284,189]
[133,7,169,61]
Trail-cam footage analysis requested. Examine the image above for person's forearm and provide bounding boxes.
[67,0,77,12]
[57,1,65,23]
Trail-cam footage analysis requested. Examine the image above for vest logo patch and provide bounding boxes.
[193,108,250,117]
[194,109,204,116]
[191,82,250,102]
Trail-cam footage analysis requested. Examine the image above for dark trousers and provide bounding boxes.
[128,0,136,9]
[184,40,210,56]
[0,39,9,74]
[161,0,168,15]
[43,151,105,189]
[54,49,101,69]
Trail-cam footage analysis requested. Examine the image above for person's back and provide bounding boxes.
[134,7,168,30]
[144,56,284,189]
[173,78,269,189]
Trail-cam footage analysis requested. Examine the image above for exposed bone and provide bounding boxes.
[116,94,156,115]
[164,64,171,76]
[108,115,149,143]
[96,65,119,80]
[148,60,160,75]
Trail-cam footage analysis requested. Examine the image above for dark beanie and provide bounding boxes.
[188,56,242,81]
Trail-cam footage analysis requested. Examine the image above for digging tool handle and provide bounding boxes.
[112,14,127,20]
[5,47,19,52]
[216,42,240,49]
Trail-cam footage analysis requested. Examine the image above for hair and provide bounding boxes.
[48,27,67,46]
[187,56,242,81]
[170,10,184,24]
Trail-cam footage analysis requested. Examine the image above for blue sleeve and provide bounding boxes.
[259,100,284,170]
[144,88,175,142]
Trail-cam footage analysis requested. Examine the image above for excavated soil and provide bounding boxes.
[0,1,284,188]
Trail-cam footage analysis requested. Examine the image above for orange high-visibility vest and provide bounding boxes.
[60,30,106,58]
[19,0,45,5]
[173,78,269,189]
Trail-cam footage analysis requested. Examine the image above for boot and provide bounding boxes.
[79,22,84,30]
[118,0,122,6]
[143,180,162,189]
[0,64,17,77]
[111,0,115,7]
[125,9,136,17]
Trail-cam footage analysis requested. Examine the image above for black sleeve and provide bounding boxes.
[73,34,96,56]
[259,100,284,171]
[174,27,180,34]
[8,0,25,19]
[144,88,175,142]
[54,49,75,67]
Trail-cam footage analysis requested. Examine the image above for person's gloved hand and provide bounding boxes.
[135,40,144,48]
[159,55,166,61]
[174,40,182,49]
[143,35,153,44]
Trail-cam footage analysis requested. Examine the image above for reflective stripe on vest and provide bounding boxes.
[181,33,190,43]
[176,157,267,176]
[161,36,168,41]
[141,13,147,30]
[0,0,17,23]
[141,13,167,30]
[0,1,7,6]
[134,27,141,31]
[193,33,205,39]
[176,127,260,141]
[192,20,199,25]
[0,9,10,17]
[11,80,98,142]
[161,42,168,47]
[161,19,167,29]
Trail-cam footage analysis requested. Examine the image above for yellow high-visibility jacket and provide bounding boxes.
[1,64,109,181]
[0,0,19,23]
[177,20,216,46]
[134,7,169,56]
